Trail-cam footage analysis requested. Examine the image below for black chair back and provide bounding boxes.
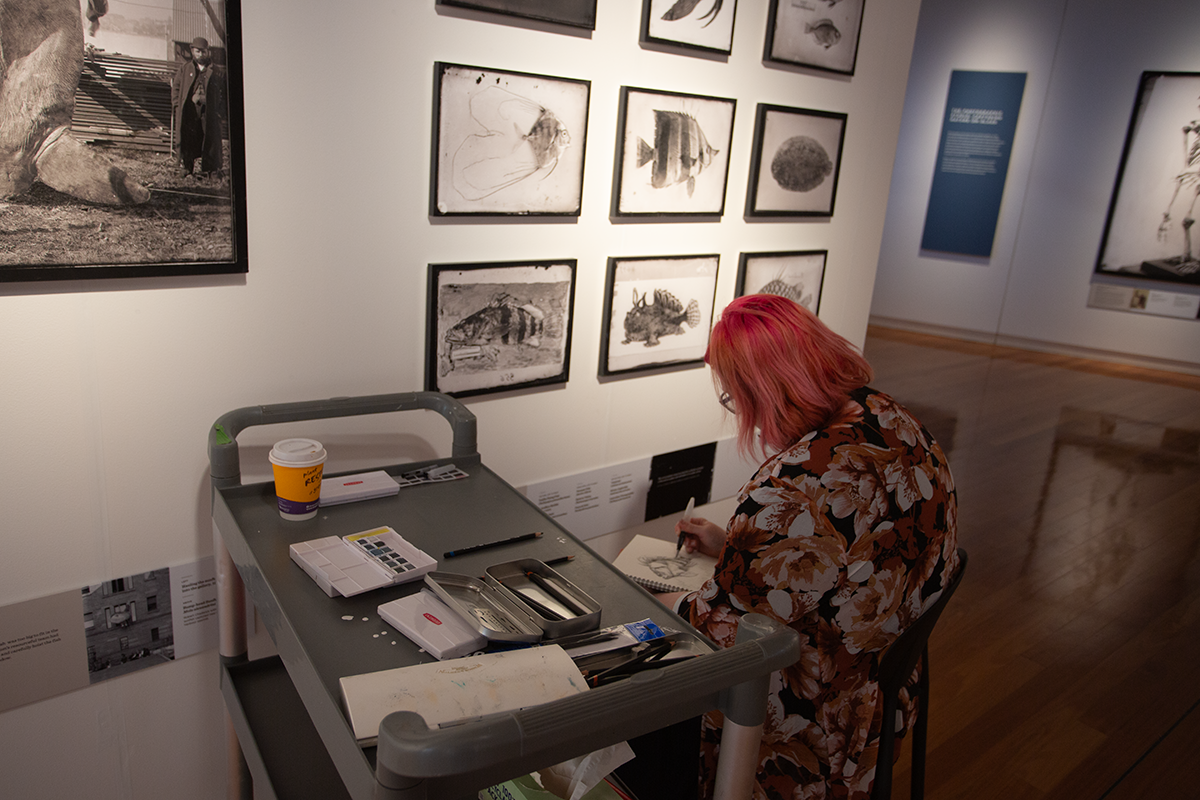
[872,548,968,800]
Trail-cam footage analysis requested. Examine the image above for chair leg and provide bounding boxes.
[911,647,930,800]
[873,695,896,800]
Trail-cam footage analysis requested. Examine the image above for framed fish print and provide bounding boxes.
[612,86,736,217]
[736,250,827,313]
[600,254,719,376]
[431,63,590,216]
[426,260,577,398]
[764,0,865,76]
[641,0,739,56]
[746,103,846,217]
[435,0,597,30]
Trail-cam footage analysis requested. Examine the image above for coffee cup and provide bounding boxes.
[269,438,327,520]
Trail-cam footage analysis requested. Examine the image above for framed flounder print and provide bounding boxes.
[426,260,577,398]
[600,254,718,376]
[746,103,846,217]
[431,63,591,216]
[612,86,736,217]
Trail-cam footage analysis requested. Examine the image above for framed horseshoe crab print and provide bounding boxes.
[431,62,591,217]
[426,259,577,399]
[600,254,718,376]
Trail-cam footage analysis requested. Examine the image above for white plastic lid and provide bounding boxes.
[269,438,327,467]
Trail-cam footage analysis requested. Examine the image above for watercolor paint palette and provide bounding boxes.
[289,526,437,597]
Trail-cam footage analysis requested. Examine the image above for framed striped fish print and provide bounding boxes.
[426,259,578,398]
[745,103,847,218]
[612,86,736,217]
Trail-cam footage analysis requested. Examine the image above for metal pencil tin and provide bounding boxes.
[485,558,601,639]
[423,572,543,643]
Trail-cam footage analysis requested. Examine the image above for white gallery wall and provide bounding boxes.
[0,2,923,797]
[872,0,1200,372]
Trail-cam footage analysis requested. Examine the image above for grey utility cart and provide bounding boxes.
[209,391,799,800]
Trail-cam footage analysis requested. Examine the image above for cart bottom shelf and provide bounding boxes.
[222,656,352,800]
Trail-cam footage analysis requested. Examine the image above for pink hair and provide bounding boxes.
[705,294,873,454]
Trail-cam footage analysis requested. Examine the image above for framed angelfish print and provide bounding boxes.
[426,260,577,398]
[600,254,719,376]
[612,86,736,217]
[431,63,591,216]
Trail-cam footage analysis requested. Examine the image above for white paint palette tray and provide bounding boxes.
[289,526,437,597]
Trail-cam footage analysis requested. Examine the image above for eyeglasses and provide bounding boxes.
[718,392,735,412]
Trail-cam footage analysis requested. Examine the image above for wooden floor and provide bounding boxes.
[861,326,1200,800]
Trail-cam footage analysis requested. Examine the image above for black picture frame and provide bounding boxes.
[735,250,827,313]
[0,0,247,283]
[764,0,864,76]
[426,259,577,398]
[640,0,739,56]
[1095,71,1200,286]
[436,0,597,30]
[612,86,736,217]
[431,62,591,217]
[746,103,846,218]
[600,254,719,376]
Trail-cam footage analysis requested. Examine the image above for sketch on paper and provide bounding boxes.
[427,261,576,397]
[747,103,846,217]
[433,63,590,216]
[736,250,827,313]
[642,0,738,54]
[764,0,865,75]
[601,254,718,375]
[640,552,702,581]
[614,87,735,216]
[1096,72,1200,286]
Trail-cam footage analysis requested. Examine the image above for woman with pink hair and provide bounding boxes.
[665,294,959,799]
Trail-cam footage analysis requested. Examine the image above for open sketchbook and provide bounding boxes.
[612,534,717,594]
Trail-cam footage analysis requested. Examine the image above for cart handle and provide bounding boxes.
[373,613,799,798]
[208,392,477,489]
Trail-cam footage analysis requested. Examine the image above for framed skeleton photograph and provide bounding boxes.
[764,0,865,76]
[735,250,827,313]
[1095,71,1200,286]
[431,62,591,217]
[612,86,736,217]
[0,0,247,283]
[640,0,739,56]
[746,103,846,218]
[426,260,577,398]
[435,0,597,30]
[600,254,718,376]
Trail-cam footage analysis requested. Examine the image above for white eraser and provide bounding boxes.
[320,471,401,506]
[379,590,487,660]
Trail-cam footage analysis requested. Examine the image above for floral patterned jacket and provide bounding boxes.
[679,386,960,800]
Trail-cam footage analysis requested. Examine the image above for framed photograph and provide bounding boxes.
[436,0,597,30]
[600,254,719,376]
[0,0,247,283]
[1095,71,1200,286]
[432,63,590,216]
[736,250,827,313]
[746,103,846,217]
[426,260,577,398]
[764,0,865,76]
[641,0,739,56]
[613,87,736,217]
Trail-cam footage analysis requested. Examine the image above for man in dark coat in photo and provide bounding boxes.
[171,36,227,179]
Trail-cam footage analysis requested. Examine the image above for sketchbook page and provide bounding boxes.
[611,535,717,593]
[339,645,586,744]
